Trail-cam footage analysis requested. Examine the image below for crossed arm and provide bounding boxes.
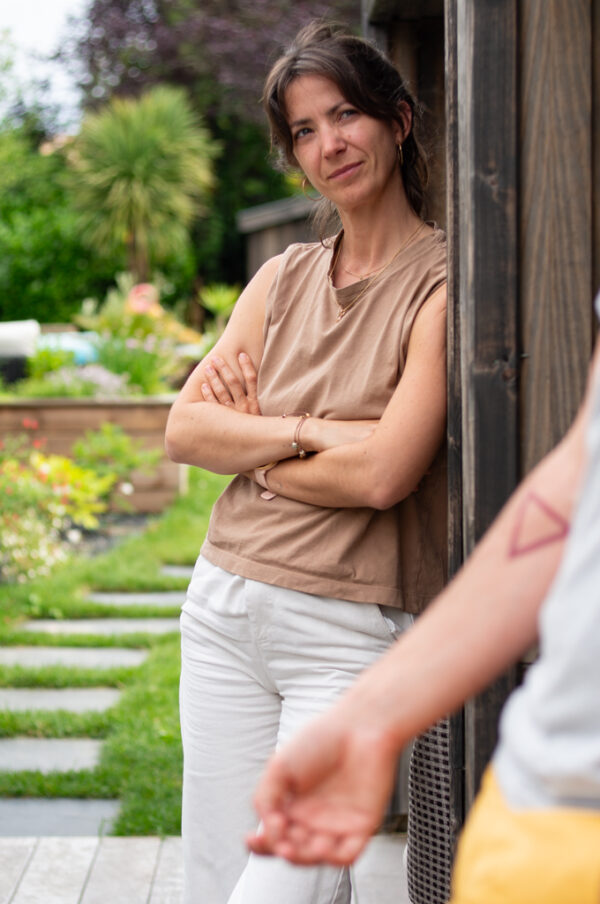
[246,341,599,867]
[165,255,448,510]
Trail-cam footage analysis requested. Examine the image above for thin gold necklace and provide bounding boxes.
[333,221,425,322]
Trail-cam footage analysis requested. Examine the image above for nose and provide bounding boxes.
[321,123,346,157]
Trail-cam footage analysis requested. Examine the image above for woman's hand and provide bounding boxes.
[248,707,398,866]
[201,352,261,415]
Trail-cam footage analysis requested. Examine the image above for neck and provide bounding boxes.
[336,184,423,277]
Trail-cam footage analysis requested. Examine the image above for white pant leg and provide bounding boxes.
[227,580,411,904]
[180,561,282,904]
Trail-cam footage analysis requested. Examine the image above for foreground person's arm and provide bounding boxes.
[248,349,597,865]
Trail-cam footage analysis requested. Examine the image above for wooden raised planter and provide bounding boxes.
[0,397,187,513]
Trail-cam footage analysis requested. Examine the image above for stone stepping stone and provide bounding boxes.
[0,688,121,713]
[87,591,184,607]
[23,618,180,636]
[0,738,103,773]
[161,564,194,579]
[0,646,148,669]
[0,799,119,838]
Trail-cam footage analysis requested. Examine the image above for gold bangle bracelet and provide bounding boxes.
[256,460,278,472]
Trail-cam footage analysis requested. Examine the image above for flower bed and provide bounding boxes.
[0,398,186,513]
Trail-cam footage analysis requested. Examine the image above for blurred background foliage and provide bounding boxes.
[0,0,359,325]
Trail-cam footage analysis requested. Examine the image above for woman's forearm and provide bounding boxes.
[165,403,311,474]
[261,437,412,509]
[260,414,443,510]
[165,403,374,475]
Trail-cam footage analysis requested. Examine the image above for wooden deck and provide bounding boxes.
[0,833,408,903]
[0,836,182,904]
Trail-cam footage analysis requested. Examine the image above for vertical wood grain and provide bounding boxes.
[519,0,593,473]
[456,0,519,807]
[444,0,465,846]
[593,0,600,301]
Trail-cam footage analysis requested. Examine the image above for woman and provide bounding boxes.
[165,20,447,904]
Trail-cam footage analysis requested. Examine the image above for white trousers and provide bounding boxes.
[179,556,411,904]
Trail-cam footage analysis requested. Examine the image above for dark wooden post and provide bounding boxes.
[444,0,465,846]
[519,0,595,469]
[455,0,520,808]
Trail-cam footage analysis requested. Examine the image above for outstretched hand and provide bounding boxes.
[247,708,399,866]
[201,352,261,415]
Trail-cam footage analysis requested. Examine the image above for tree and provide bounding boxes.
[62,0,360,121]
[66,85,219,281]
[0,127,118,324]
[60,1,360,285]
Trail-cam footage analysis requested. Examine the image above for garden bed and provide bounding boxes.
[0,397,187,513]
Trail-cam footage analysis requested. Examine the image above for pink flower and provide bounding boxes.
[22,418,39,430]
[126,283,162,316]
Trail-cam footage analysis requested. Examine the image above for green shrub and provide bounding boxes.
[72,422,161,485]
[0,442,115,584]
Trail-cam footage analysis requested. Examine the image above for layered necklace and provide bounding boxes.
[331,221,425,322]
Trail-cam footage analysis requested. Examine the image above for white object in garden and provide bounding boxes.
[0,320,40,357]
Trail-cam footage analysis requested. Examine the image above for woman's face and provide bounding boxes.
[285,74,406,211]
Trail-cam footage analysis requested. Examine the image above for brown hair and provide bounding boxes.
[262,20,429,220]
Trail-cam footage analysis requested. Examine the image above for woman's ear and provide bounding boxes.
[393,100,413,144]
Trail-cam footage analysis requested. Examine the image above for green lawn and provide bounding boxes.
[0,468,229,835]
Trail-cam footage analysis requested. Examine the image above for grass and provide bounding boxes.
[0,468,229,835]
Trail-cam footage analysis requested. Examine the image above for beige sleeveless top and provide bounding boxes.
[201,229,447,613]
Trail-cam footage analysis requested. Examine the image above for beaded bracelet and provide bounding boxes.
[283,411,311,458]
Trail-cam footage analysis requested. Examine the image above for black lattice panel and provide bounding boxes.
[406,720,454,904]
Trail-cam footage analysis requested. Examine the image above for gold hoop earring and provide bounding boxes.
[302,176,321,202]
[397,143,404,166]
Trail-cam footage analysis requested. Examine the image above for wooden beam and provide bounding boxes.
[444,0,464,844]
[519,0,593,474]
[365,0,443,25]
[456,0,519,807]
[595,0,600,301]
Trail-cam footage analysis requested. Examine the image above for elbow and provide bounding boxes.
[364,484,398,511]
[361,462,413,511]
[164,429,184,464]
[164,410,188,464]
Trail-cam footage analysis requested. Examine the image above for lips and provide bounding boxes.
[328,162,362,180]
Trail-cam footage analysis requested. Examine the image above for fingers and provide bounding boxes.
[203,361,234,406]
[201,381,219,403]
[202,353,261,414]
[248,822,367,866]
[238,352,260,415]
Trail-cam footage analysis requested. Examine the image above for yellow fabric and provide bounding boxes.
[450,767,600,904]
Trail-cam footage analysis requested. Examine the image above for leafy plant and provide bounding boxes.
[26,347,76,379]
[66,86,220,281]
[199,283,239,335]
[94,336,172,395]
[0,446,115,584]
[72,422,161,484]
[7,364,130,399]
[77,272,202,345]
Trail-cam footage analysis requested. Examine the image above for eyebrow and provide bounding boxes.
[289,101,347,130]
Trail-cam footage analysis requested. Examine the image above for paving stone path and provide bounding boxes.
[0,563,409,902]
[0,574,186,840]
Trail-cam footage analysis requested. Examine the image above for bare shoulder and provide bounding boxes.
[223,253,283,348]
[407,282,447,353]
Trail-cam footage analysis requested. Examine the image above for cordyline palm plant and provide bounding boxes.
[67,85,219,281]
